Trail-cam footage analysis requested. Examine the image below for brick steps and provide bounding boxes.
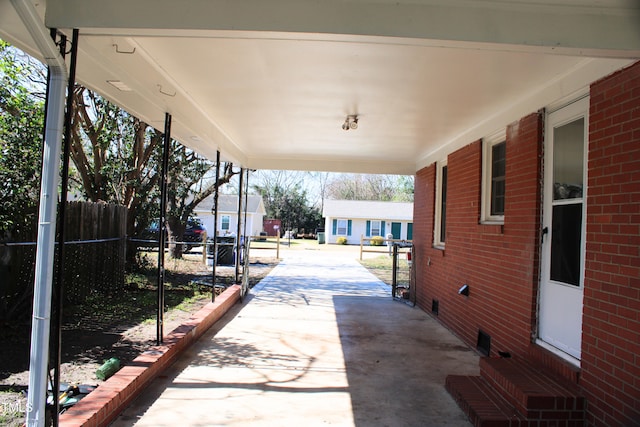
[446,375,526,427]
[446,357,585,427]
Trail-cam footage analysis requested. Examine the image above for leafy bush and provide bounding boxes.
[336,236,348,245]
[370,236,384,246]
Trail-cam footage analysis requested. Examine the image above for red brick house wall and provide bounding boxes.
[413,61,640,426]
[414,113,542,358]
[581,61,640,426]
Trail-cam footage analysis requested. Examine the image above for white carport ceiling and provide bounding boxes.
[1,0,638,174]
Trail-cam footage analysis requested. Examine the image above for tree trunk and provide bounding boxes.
[166,217,185,259]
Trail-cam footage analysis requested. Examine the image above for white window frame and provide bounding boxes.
[370,220,382,237]
[434,159,447,248]
[221,215,230,231]
[336,219,348,235]
[481,129,507,224]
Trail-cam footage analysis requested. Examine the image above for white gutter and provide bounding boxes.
[10,1,69,426]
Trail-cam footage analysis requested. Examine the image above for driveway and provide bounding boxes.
[111,245,479,426]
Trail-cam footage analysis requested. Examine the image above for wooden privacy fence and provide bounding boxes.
[61,201,127,302]
[0,201,127,320]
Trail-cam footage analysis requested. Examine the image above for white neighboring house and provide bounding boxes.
[322,200,414,245]
[194,194,266,238]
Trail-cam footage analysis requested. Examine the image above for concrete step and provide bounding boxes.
[480,357,585,421]
[446,375,527,427]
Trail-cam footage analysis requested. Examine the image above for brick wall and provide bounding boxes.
[414,60,640,426]
[414,113,543,358]
[581,61,640,426]
[413,164,435,311]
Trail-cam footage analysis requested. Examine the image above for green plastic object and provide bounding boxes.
[96,357,121,380]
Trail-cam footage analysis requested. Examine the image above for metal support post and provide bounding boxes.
[392,243,398,298]
[156,113,171,345]
[50,28,79,427]
[211,151,220,302]
[235,168,244,283]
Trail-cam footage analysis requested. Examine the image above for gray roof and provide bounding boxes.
[195,194,266,215]
[322,199,413,221]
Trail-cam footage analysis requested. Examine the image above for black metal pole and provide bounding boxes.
[157,113,171,345]
[243,169,249,239]
[235,168,244,283]
[392,243,398,298]
[211,151,220,302]
[241,169,250,291]
[50,28,79,427]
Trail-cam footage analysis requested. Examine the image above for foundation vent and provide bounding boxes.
[431,299,439,315]
[477,330,491,356]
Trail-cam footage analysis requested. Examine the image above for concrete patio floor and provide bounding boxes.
[110,246,479,426]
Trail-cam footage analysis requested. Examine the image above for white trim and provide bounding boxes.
[481,129,506,224]
[535,339,581,368]
[370,219,382,237]
[537,95,589,361]
[336,218,348,236]
[221,215,230,231]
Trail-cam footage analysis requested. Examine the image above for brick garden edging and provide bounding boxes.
[59,285,241,427]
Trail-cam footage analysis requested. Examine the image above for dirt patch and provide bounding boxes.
[0,254,277,427]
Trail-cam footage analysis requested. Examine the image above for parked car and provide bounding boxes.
[182,218,207,246]
[143,218,207,251]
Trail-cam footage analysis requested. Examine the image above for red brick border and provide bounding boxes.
[59,285,241,427]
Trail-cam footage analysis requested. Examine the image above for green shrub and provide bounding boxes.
[370,236,384,246]
[336,236,348,245]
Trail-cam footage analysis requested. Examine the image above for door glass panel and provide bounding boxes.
[553,118,584,200]
[550,117,584,287]
[550,203,582,286]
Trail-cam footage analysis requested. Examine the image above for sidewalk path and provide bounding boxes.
[111,248,478,426]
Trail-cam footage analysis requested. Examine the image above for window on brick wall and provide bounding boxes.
[434,160,447,248]
[481,130,506,224]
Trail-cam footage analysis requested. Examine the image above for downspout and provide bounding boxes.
[11,1,69,426]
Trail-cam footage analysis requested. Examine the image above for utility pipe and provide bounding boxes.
[10,1,69,426]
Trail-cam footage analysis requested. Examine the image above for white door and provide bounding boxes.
[538,97,588,362]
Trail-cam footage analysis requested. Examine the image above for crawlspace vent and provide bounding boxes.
[477,330,491,356]
[431,299,439,315]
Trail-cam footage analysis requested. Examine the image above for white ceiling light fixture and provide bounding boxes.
[342,115,358,131]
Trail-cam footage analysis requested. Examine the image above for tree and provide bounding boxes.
[0,40,47,320]
[70,87,163,237]
[306,171,332,213]
[395,175,415,202]
[326,173,414,202]
[251,176,321,235]
[163,145,237,258]
[249,170,307,216]
[70,86,238,258]
[0,40,46,240]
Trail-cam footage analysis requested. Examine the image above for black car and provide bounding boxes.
[182,218,207,245]
[143,218,207,251]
